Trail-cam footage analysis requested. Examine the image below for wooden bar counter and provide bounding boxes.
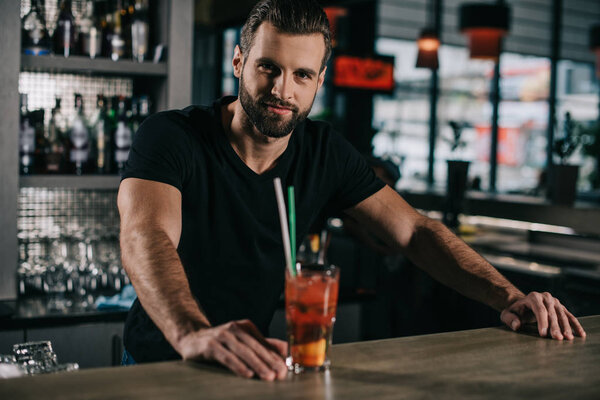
[1,315,598,399]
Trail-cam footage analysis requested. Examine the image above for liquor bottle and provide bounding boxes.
[138,95,150,122]
[79,0,102,59]
[131,0,149,62]
[90,95,113,174]
[31,108,47,174]
[54,0,77,57]
[122,0,134,59]
[130,94,150,137]
[45,98,68,174]
[110,1,126,61]
[114,96,133,173]
[130,96,140,136]
[69,94,90,175]
[19,94,36,175]
[54,98,71,164]
[100,0,113,58]
[22,0,51,56]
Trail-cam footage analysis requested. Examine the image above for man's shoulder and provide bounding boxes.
[136,104,218,145]
[302,118,349,147]
[146,104,215,129]
[302,118,338,143]
[304,117,332,133]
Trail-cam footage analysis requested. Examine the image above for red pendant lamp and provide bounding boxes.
[591,24,600,78]
[416,0,440,69]
[459,1,510,61]
[416,28,440,69]
[324,7,348,49]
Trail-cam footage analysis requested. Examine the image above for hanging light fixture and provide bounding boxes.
[416,0,440,69]
[459,1,510,61]
[590,24,600,78]
[416,28,440,69]
[324,7,348,49]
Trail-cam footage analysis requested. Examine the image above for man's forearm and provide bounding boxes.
[121,226,211,348]
[406,217,525,311]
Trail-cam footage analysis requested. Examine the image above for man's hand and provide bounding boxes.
[500,292,586,340]
[175,319,288,381]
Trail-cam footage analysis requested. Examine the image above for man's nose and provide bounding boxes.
[271,73,294,100]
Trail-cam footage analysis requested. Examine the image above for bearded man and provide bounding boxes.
[117,0,585,381]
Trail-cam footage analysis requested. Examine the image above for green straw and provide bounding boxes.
[288,186,296,273]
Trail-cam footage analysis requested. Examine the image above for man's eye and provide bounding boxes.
[296,72,309,79]
[259,64,274,71]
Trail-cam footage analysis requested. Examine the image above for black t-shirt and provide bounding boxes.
[121,96,384,363]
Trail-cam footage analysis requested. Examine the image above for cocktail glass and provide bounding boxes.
[285,263,339,373]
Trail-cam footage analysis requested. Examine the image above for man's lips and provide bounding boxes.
[265,103,294,115]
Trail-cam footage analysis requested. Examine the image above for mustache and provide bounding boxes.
[260,97,298,112]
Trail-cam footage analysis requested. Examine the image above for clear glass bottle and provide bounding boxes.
[19,94,36,175]
[69,94,90,175]
[110,0,126,61]
[54,0,77,57]
[79,0,102,59]
[22,0,51,56]
[130,96,140,136]
[131,0,149,62]
[138,95,150,120]
[114,96,132,173]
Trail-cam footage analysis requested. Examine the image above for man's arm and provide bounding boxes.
[118,178,288,380]
[344,186,586,340]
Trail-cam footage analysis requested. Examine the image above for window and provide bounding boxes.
[436,45,495,191]
[495,53,550,194]
[556,60,599,192]
[372,38,432,190]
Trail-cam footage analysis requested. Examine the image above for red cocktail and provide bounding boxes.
[285,264,339,373]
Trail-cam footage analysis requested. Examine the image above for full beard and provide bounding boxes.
[238,73,313,139]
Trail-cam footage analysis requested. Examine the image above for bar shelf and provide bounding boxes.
[21,54,168,77]
[19,175,121,189]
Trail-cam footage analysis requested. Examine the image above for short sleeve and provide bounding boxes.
[328,131,385,211]
[121,111,194,192]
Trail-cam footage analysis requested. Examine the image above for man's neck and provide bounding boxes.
[221,99,292,175]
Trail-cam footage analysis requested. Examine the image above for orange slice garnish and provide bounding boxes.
[292,339,326,367]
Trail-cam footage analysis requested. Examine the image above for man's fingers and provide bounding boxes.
[543,293,563,340]
[503,292,586,341]
[265,338,288,358]
[565,309,587,338]
[220,330,276,381]
[234,320,272,347]
[210,341,254,379]
[264,338,289,380]
[528,293,549,337]
[231,325,287,380]
[555,304,573,340]
[500,309,521,331]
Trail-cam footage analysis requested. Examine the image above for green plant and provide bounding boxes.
[552,112,580,165]
[446,121,469,153]
[578,121,600,189]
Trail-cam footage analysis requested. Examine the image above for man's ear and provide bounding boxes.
[317,66,327,90]
[233,45,244,78]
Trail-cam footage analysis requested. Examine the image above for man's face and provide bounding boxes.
[233,22,327,138]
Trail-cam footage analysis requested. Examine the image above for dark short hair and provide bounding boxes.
[240,0,332,71]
